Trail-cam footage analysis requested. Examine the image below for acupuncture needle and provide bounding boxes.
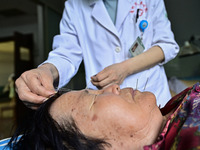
[89,94,97,110]
[136,79,138,90]
[143,78,149,91]
[85,79,92,89]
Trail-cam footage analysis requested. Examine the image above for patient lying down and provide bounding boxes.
[8,83,200,150]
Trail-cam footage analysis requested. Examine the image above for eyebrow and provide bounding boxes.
[79,89,89,100]
[57,88,72,95]
[84,89,89,94]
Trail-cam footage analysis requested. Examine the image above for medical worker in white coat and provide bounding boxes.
[15,0,179,108]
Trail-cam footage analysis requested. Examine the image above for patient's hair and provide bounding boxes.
[8,91,110,150]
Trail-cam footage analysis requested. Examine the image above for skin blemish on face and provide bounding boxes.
[92,115,98,121]
[71,108,75,112]
[130,134,133,138]
[115,126,122,131]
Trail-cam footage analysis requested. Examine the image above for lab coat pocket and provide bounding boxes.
[141,19,153,51]
[127,13,141,47]
[130,15,142,39]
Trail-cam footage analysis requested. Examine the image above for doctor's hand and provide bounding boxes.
[91,63,129,89]
[15,63,58,109]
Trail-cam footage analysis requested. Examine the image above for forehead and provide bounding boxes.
[49,90,84,118]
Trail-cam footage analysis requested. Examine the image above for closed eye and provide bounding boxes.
[85,88,100,97]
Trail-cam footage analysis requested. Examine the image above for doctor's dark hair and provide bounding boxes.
[8,90,111,150]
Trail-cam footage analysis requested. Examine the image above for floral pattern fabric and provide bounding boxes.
[144,82,200,150]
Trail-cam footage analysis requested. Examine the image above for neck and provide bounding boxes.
[106,107,168,150]
[158,109,174,135]
[139,109,166,148]
[110,114,165,150]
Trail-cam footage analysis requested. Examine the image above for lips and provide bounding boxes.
[129,88,135,100]
[120,88,136,103]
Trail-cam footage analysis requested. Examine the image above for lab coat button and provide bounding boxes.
[115,47,121,53]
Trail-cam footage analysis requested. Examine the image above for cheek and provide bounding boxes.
[91,103,136,131]
[137,92,156,107]
[143,93,156,109]
[91,96,135,125]
[70,105,89,129]
[89,110,143,140]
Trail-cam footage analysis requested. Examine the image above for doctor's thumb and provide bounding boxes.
[91,74,98,81]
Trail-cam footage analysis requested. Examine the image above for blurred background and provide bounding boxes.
[0,0,200,139]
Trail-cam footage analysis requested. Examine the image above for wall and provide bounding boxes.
[165,0,200,45]
[0,42,14,86]
[39,0,65,14]
[164,0,200,79]
[43,6,62,58]
[0,2,63,87]
[0,23,41,65]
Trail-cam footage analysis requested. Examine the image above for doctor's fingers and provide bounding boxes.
[91,72,107,82]
[91,68,118,86]
[92,65,125,81]
[92,62,125,81]
[91,75,120,89]
[16,72,55,99]
[15,78,47,104]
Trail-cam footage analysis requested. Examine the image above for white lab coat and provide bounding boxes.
[44,0,179,107]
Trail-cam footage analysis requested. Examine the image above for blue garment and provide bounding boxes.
[103,0,118,24]
[0,136,22,150]
[0,138,11,150]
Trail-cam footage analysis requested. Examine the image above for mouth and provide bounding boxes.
[127,88,136,100]
[120,88,136,103]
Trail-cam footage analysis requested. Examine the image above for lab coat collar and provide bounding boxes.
[115,0,133,30]
[89,0,134,34]
[88,0,132,5]
[88,0,99,6]
[90,0,119,37]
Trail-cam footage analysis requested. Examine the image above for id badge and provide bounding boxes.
[129,36,145,57]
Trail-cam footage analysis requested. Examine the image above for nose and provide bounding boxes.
[102,84,120,95]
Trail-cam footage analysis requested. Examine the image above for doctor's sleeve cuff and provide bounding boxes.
[153,43,180,66]
[40,59,76,89]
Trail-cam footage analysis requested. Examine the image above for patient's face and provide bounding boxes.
[50,84,164,149]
